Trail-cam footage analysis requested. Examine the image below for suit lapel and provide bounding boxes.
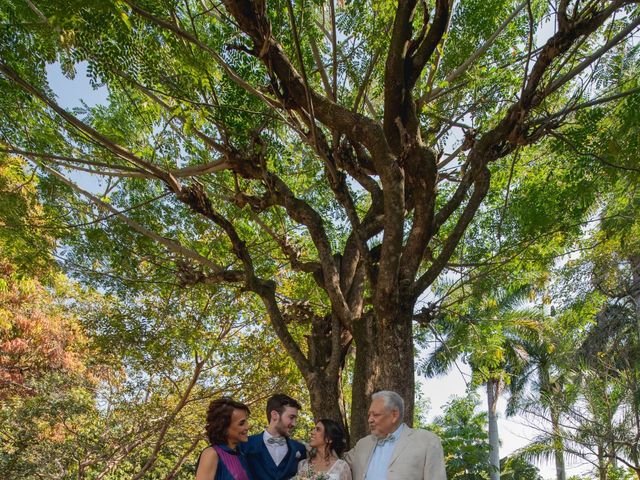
[388,425,412,468]
[362,436,377,480]
[258,436,279,474]
[279,438,294,472]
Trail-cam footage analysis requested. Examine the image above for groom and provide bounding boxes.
[244,393,307,480]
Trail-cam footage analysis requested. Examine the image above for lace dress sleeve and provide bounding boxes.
[297,459,309,474]
[332,459,352,480]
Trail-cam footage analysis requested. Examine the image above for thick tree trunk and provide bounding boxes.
[350,308,415,445]
[550,408,566,480]
[487,379,501,480]
[351,312,378,445]
[301,312,350,441]
[292,353,352,446]
[306,371,343,422]
[306,370,345,432]
[376,306,415,425]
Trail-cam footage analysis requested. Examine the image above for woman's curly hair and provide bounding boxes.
[205,397,251,445]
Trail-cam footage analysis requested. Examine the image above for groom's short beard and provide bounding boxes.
[275,419,290,437]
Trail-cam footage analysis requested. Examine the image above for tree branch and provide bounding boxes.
[529,86,640,126]
[412,164,491,297]
[132,350,213,480]
[408,0,451,89]
[37,162,227,274]
[0,61,181,191]
[421,1,527,105]
[220,0,389,163]
[383,0,418,151]
[544,15,640,97]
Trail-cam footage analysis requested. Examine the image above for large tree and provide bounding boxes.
[1,0,639,440]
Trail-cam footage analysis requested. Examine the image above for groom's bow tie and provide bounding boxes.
[376,433,397,447]
[267,437,286,446]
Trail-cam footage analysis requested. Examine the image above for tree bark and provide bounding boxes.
[629,254,640,344]
[550,407,566,480]
[375,306,415,426]
[487,379,501,480]
[597,444,608,480]
[350,308,416,445]
[351,312,378,445]
[305,314,346,430]
[306,370,344,423]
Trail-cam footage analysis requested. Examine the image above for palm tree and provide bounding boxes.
[510,300,640,480]
[423,284,543,480]
[505,334,568,480]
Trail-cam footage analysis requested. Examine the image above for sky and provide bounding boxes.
[44,61,594,480]
[46,62,109,110]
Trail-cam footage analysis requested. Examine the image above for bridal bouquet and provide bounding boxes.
[294,465,331,480]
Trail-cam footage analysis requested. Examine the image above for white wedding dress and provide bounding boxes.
[297,458,352,480]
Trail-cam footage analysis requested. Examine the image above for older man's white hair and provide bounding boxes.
[371,390,405,419]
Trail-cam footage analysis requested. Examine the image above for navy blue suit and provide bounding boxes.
[243,433,306,480]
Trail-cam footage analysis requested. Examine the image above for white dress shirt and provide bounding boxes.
[365,423,405,480]
[263,430,288,466]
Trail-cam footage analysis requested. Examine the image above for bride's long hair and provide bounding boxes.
[310,418,347,461]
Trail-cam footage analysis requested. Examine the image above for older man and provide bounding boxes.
[345,390,446,480]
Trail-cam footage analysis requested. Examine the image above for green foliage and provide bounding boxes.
[413,380,432,428]
[431,394,491,480]
[499,455,543,480]
[0,372,98,478]
[423,283,543,388]
[0,153,304,478]
[0,155,56,278]
[568,466,636,480]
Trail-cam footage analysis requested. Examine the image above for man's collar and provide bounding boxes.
[375,422,405,443]
[263,429,286,441]
[391,422,405,436]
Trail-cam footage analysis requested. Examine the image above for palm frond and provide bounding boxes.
[421,341,464,378]
[512,435,557,465]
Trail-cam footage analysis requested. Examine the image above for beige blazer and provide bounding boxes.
[344,425,446,480]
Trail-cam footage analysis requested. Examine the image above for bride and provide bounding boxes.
[296,419,352,480]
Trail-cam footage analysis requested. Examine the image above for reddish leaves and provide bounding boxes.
[0,261,89,399]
